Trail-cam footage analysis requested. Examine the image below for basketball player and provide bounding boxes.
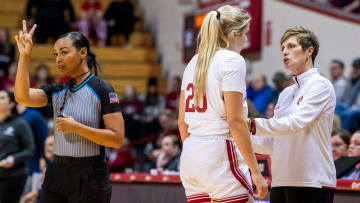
[178,5,268,203]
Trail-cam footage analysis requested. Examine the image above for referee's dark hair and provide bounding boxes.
[57,32,101,76]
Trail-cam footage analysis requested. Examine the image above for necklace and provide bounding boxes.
[71,71,90,87]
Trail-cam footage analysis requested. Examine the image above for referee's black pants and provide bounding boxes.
[270,186,334,203]
[39,155,111,203]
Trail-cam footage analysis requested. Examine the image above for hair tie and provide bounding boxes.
[216,10,220,20]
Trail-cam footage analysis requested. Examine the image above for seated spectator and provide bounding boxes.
[0,62,18,91]
[158,109,179,139]
[139,77,165,136]
[343,58,360,107]
[341,131,360,179]
[0,27,15,78]
[269,72,287,105]
[30,64,54,120]
[104,0,136,46]
[26,0,75,43]
[31,64,54,89]
[331,129,351,161]
[155,135,181,172]
[107,141,134,172]
[165,76,181,111]
[336,58,360,133]
[140,110,179,172]
[23,135,54,203]
[78,0,107,47]
[247,74,274,115]
[329,59,348,102]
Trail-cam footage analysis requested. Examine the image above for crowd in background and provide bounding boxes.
[25,0,137,47]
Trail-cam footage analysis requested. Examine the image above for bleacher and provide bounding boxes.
[0,0,167,94]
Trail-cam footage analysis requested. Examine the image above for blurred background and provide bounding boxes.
[0,0,359,202]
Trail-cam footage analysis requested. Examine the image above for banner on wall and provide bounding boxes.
[183,0,262,63]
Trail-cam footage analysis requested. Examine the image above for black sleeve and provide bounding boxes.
[40,83,66,104]
[100,81,122,115]
[12,119,34,164]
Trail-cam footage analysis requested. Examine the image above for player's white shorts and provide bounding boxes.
[180,135,254,203]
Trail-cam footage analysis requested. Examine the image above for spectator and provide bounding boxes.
[331,129,351,161]
[141,110,179,172]
[269,71,287,105]
[247,74,274,115]
[158,109,179,139]
[343,58,360,107]
[26,0,75,43]
[341,130,360,179]
[104,0,136,46]
[107,143,134,172]
[31,64,54,120]
[120,85,143,141]
[16,103,48,196]
[336,58,360,133]
[31,64,54,89]
[165,76,181,111]
[139,77,165,136]
[329,59,348,102]
[348,130,360,157]
[0,27,15,77]
[0,90,34,203]
[156,135,181,172]
[0,62,18,91]
[23,135,54,203]
[78,0,107,46]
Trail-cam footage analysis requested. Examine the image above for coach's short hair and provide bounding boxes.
[280,26,319,64]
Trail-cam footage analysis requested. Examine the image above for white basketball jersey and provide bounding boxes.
[181,49,248,136]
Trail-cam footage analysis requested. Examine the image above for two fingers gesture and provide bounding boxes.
[14,20,37,56]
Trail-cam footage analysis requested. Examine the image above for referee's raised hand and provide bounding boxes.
[14,20,37,56]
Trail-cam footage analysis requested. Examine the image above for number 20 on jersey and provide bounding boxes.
[185,83,207,113]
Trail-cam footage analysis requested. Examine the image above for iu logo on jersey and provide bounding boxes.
[297,96,304,105]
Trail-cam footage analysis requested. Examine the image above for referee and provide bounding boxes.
[14,20,124,203]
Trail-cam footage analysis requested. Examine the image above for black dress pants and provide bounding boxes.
[270,186,334,203]
[39,155,111,203]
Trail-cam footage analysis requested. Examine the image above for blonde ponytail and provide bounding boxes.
[193,5,251,106]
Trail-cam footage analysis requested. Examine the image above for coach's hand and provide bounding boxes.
[55,113,78,133]
[252,171,268,199]
[15,20,37,56]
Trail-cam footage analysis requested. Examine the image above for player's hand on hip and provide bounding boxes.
[55,113,78,133]
[252,171,268,199]
[14,20,37,56]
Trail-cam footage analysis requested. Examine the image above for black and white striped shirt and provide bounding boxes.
[41,74,121,157]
